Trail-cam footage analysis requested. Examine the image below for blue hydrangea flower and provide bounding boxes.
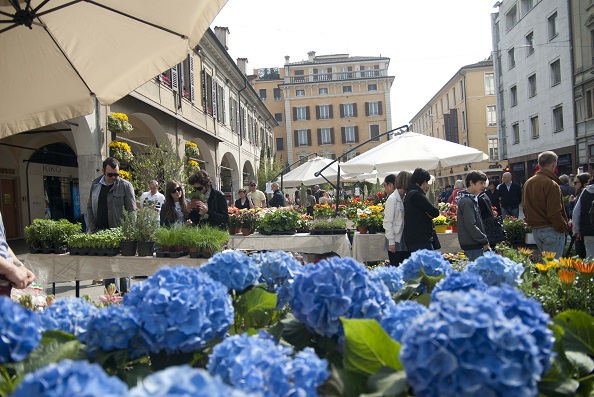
[289,256,395,337]
[371,266,404,295]
[400,289,544,397]
[127,365,253,397]
[199,251,260,291]
[400,249,453,293]
[380,301,428,343]
[81,305,146,358]
[207,333,328,397]
[10,359,128,397]
[254,250,303,310]
[431,271,488,301]
[291,348,330,397]
[0,296,41,363]
[38,297,98,338]
[464,251,524,286]
[487,284,554,372]
[123,266,233,354]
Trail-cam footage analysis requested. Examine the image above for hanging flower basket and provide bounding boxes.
[109,141,134,163]
[107,112,133,134]
[185,141,200,158]
[186,159,200,174]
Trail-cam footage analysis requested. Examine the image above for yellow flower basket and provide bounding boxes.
[107,113,133,134]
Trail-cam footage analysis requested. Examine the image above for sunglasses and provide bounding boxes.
[173,187,182,193]
[250,184,256,186]
[194,186,204,191]
[106,173,119,178]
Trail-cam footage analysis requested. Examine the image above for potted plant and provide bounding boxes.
[24,219,44,253]
[257,209,299,235]
[502,217,531,246]
[296,214,312,233]
[119,211,138,256]
[239,209,259,235]
[195,225,229,258]
[432,215,449,233]
[107,112,134,134]
[95,228,122,256]
[310,217,348,235]
[185,141,200,158]
[189,190,204,210]
[109,140,134,164]
[355,213,370,234]
[135,206,159,256]
[227,208,241,235]
[52,219,82,254]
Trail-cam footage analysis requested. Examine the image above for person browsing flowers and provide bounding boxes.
[187,170,228,228]
[383,172,412,266]
[235,188,254,210]
[160,181,191,227]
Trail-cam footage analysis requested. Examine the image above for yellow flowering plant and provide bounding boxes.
[107,112,133,134]
[119,170,131,180]
[432,215,448,226]
[109,140,132,152]
[185,141,200,158]
[109,140,133,163]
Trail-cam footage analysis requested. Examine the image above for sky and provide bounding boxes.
[212,0,497,128]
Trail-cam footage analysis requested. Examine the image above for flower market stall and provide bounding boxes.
[227,233,352,259]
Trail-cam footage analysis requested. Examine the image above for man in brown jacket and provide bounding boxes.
[522,151,568,258]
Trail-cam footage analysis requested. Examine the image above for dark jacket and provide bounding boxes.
[86,176,135,233]
[497,181,522,211]
[572,185,594,236]
[234,197,252,210]
[477,193,494,220]
[560,183,575,197]
[485,188,501,215]
[160,201,190,227]
[456,191,488,250]
[403,185,440,246]
[269,190,285,207]
[188,188,229,228]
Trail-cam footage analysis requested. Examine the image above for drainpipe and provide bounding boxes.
[566,0,578,171]
[236,77,248,192]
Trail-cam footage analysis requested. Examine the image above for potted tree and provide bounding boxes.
[119,210,138,256]
[135,206,159,256]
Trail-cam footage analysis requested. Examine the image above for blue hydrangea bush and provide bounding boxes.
[123,266,233,354]
[400,288,551,396]
[38,297,98,338]
[400,249,453,292]
[10,359,128,397]
[289,256,395,337]
[431,271,488,301]
[254,250,303,310]
[207,332,328,397]
[0,296,41,363]
[380,301,427,343]
[464,251,524,286]
[199,251,261,292]
[371,265,404,295]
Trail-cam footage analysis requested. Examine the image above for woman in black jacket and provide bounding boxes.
[160,180,190,227]
[188,170,229,228]
[234,188,253,210]
[403,168,440,252]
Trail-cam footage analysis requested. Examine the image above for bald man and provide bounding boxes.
[269,182,286,207]
[497,172,522,218]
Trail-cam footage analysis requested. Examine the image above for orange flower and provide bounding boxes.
[558,269,576,285]
[575,260,594,274]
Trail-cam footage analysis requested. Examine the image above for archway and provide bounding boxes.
[242,160,255,187]
[219,152,239,195]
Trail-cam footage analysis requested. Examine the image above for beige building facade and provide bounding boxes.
[410,60,503,188]
[252,52,395,169]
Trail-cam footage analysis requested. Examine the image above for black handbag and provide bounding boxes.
[483,216,507,244]
[431,228,441,250]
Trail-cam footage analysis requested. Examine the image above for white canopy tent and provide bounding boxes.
[280,157,342,187]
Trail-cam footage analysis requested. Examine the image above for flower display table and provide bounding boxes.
[227,232,351,258]
[351,232,462,263]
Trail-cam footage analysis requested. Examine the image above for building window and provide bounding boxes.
[485,73,495,95]
[453,87,456,105]
[528,74,537,97]
[343,103,354,118]
[530,115,539,138]
[368,84,377,91]
[440,99,444,115]
[521,0,533,16]
[294,70,304,83]
[548,11,558,40]
[319,105,330,119]
[368,102,379,116]
[370,124,380,141]
[276,137,284,151]
[460,80,464,100]
[587,89,594,119]
[320,128,332,145]
[274,113,283,125]
[525,31,534,56]
[343,85,352,93]
[550,59,561,86]
[510,85,518,106]
[487,105,497,126]
[506,4,518,31]
[339,67,351,79]
[553,106,564,132]
[273,88,281,101]
[512,123,520,144]
[259,89,267,101]
[446,94,450,110]
[461,110,466,130]
[296,89,305,96]
[488,137,499,161]
[319,87,328,95]
[508,48,515,69]
[345,126,356,143]
[296,107,307,121]
[298,129,309,146]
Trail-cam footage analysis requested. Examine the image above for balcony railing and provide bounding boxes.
[285,69,388,84]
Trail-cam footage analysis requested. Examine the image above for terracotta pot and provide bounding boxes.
[450,225,458,233]
[241,228,252,236]
[358,226,368,234]
[228,226,237,235]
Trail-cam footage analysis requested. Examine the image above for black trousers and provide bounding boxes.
[388,250,411,266]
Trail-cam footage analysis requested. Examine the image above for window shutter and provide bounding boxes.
[230,100,234,131]
[354,126,359,143]
[353,103,358,117]
[306,106,310,120]
[294,130,299,147]
[188,54,195,104]
[329,105,334,119]
[340,104,344,118]
[330,128,335,144]
[317,128,322,145]
[341,127,346,143]
[365,102,369,116]
[307,129,312,146]
[293,107,297,121]
[171,65,179,92]
[201,70,207,108]
[316,106,320,120]
[348,66,352,71]
[378,101,383,115]
[212,78,217,119]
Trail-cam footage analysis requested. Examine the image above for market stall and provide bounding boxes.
[228,232,351,258]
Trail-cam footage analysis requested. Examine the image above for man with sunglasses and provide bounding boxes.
[187,170,229,228]
[86,157,135,290]
[247,180,267,208]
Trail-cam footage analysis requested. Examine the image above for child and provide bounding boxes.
[456,171,490,261]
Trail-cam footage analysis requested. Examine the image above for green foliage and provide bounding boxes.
[191,225,229,252]
[134,206,159,241]
[502,217,531,242]
[258,209,300,233]
[257,149,284,192]
[235,287,277,329]
[120,210,138,241]
[311,217,347,230]
[130,140,186,194]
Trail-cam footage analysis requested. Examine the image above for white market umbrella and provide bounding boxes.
[281,157,340,187]
[340,131,489,174]
[0,0,228,137]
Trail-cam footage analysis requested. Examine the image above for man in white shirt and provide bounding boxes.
[139,180,165,210]
[247,180,267,208]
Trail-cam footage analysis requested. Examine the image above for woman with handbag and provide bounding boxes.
[478,190,507,248]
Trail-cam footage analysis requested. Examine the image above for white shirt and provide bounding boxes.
[139,191,165,209]
[383,190,405,246]
[247,190,266,207]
